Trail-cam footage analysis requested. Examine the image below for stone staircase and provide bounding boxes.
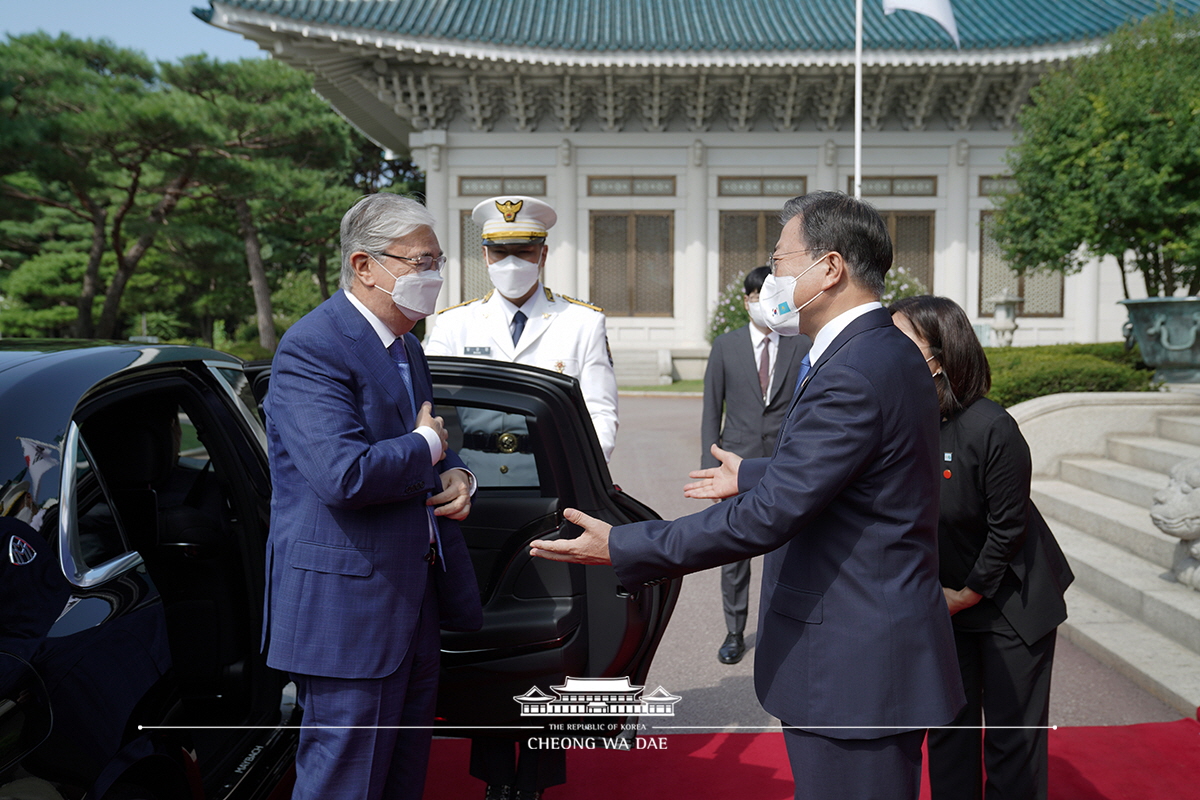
[1031,412,1200,716]
[611,348,673,387]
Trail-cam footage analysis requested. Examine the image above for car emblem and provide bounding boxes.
[497,432,520,454]
[9,534,36,566]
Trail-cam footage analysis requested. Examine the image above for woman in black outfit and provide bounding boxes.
[888,296,1074,800]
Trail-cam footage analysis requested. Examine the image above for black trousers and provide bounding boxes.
[469,737,566,792]
[783,726,925,800]
[927,619,1057,800]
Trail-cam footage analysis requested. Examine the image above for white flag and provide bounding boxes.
[883,0,960,48]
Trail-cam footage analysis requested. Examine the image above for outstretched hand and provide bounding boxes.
[530,508,612,565]
[684,444,743,500]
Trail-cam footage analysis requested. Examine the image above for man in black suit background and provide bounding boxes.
[701,265,809,664]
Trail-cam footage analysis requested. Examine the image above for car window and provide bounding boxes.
[72,441,131,569]
[211,365,267,450]
[441,404,542,489]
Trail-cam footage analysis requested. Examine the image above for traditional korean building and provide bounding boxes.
[513,677,681,716]
[199,0,1200,381]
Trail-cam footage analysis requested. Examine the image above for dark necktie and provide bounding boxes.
[795,353,812,395]
[758,338,771,400]
[511,310,527,346]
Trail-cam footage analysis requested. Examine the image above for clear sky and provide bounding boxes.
[2,1,264,62]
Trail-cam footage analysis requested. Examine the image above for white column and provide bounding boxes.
[941,139,970,304]
[410,130,451,307]
[680,139,709,347]
[552,138,579,297]
[1076,259,1101,343]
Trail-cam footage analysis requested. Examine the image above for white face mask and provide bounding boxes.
[758,255,829,336]
[487,254,541,298]
[373,257,444,320]
[746,296,768,329]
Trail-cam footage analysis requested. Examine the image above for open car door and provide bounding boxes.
[428,357,682,728]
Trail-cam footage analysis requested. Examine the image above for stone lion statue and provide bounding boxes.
[1150,459,1200,590]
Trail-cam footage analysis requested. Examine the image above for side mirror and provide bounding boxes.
[0,652,53,777]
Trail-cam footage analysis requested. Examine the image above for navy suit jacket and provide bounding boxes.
[610,308,963,738]
[263,290,482,680]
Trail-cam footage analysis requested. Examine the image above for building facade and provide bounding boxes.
[200,0,1200,379]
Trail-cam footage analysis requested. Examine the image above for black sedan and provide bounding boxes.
[0,340,680,800]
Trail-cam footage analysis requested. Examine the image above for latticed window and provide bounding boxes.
[589,212,673,316]
[883,212,934,295]
[459,211,493,302]
[719,211,783,293]
[979,211,1063,317]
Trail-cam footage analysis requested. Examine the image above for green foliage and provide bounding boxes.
[708,277,751,343]
[992,10,1200,297]
[880,265,928,305]
[985,343,1157,407]
[0,33,417,345]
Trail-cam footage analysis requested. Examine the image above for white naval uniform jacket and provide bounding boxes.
[426,285,619,462]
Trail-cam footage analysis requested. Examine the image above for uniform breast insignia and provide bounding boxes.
[559,294,603,313]
[554,360,566,373]
[465,347,492,356]
[542,313,551,319]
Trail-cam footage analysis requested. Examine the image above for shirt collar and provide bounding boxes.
[748,322,776,349]
[344,288,398,349]
[807,302,882,365]
[496,283,544,320]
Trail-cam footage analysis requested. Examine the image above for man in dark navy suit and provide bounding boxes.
[531,192,963,800]
[264,194,482,800]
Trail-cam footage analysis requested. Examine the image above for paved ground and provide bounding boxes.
[608,394,1184,732]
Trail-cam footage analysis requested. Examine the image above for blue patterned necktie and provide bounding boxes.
[387,339,416,418]
[511,310,527,346]
[388,338,443,567]
[795,353,812,395]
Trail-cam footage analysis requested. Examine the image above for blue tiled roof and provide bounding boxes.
[197,0,1200,51]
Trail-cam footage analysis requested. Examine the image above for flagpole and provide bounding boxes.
[854,0,863,199]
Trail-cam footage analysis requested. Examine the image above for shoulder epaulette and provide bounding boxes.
[438,296,481,314]
[559,293,604,313]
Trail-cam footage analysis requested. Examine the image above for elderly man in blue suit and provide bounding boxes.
[531,192,963,800]
[264,193,482,800]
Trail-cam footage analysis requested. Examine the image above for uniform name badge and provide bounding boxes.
[465,346,492,356]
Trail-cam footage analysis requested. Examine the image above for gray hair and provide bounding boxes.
[779,192,891,297]
[339,194,437,290]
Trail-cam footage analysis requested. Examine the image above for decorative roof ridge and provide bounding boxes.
[207,3,1099,69]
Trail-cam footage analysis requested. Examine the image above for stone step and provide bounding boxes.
[1048,517,1199,655]
[1158,414,1200,448]
[1106,434,1200,475]
[1060,586,1200,720]
[1059,457,1167,509]
[1031,480,1178,569]
[611,350,669,387]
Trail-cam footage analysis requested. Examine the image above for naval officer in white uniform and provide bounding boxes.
[427,195,616,798]
[427,196,618,462]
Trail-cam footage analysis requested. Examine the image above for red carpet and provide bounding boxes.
[424,719,1200,799]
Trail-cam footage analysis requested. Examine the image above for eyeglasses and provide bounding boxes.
[768,249,815,274]
[373,251,447,272]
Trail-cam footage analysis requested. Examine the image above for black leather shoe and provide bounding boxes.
[717,632,745,664]
[485,785,513,800]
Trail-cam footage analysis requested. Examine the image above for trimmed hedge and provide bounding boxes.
[984,343,1157,408]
